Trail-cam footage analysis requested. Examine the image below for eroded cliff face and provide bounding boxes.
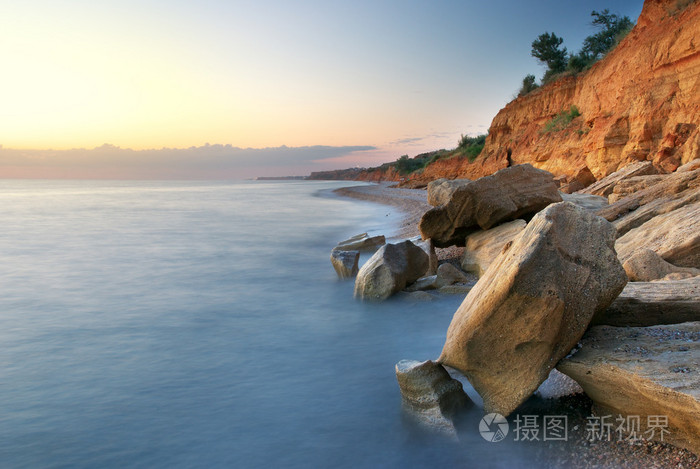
[405,0,700,187]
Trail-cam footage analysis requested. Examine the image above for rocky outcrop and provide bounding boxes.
[395,359,473,434]
[426,178,471,206]
[461,219,526,277]
[557,322,700,455]
[592,277,700,327]
[623,249,700,281]
[334,233,386,251]
[419,164,561,247]
[438,202,627,416]
[354,240,429,301]
[330,249,359,279]
[579,161,658,197]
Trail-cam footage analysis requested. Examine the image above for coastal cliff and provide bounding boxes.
[319,0,700,187]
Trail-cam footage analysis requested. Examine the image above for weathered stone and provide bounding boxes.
[334,232,386,251]
[559,192,609,212]
[461,219,527,277]
[623,249,700,282]
[615,202,700,267]
[438,284,475,295]
[409,236,438,275]
[592,277,700,327]
[607,174,667,203]
[354,240,429,301]
[419,164,561,247]
[405,275,437,292]
[557,323,700,455]
[435,263,469,289]
[438,202,627,416]
[559,166,597,194]
[330,249,359,279]
[579,160,658,197]
[677,158,700,172]
[427,178,471,206]
[535,369,583,399]
[395,359,472,433]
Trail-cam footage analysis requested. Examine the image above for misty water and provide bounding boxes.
[0,180,546,468]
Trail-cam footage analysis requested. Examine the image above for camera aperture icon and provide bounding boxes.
[479,413,509,442]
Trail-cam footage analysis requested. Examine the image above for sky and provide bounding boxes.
[0,0,644,178]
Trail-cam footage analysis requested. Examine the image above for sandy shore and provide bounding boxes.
[334,182,699,468]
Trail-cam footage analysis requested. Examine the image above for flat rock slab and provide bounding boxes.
[557,322,700,455]
[592,277,700,327]
[438,202,627,416]
[334,232,386,251]
[579,160,657,197]
[461,219,526,277]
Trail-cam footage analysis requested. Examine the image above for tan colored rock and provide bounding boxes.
[623,249,700,281]
[461,220,527,277]
[419,164,561,247]
[579,161,658,197]
[435,263,469,289]
[395,359,473,434]
[592,277,700,327]
[438,202,627,416]
[354,240,429,301]
[438,284,475,295]
[615,202,700,267]
[409,236,438,275]
[405,275,437,292]
[607,174,667,203]
[427,178,471,206]
[334,232,386,251]
[557,323,700,455]
[677,158,700,172]
[330,249,359,279]
[559,193,608,212]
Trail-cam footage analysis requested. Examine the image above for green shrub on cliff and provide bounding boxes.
[542,105,581,133]
[457,134,487,162]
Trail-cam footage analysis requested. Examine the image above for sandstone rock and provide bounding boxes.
[557,322,700,454]
[607,174,667,203]
[334,232,386,251]
[535,369,583,400]
[330,249,359,279]
[559,193,608,212]
[435,263,469,289]
[579,161,658,197]
[660,272,697,281]
[438,202,627,416]
[395,359,473,433]
[409,236,437,275]
[354,240,429,301]
[426,178,471,206]
[592,277,700,327]
[677,159,700,172]
[623,249,700,282]
[419,164,561,247]
[405,275,437,292]
[438,284,475,295]
[559,166,597,194]
[615,202,700,267]
[461,220,526,277]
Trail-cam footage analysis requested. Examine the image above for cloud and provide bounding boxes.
[0,144,377,179]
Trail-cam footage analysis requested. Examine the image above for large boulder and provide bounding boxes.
[461,219,527,277]
[330,250,359,279]
[622,249,700,282]
[557,322,700,455]
[395,359,473,434]
[615,202,700,267]
[438,202,627,416]
[409,236,438,275]
[592,277,700,327]
[419,164,561,247]
[578,160,658,197]
[334,232,386,251]
[354,240,429,301]
[426,178,471,206]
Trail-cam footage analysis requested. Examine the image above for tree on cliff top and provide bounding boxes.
[581,9,633,61]
[531,32,568,82]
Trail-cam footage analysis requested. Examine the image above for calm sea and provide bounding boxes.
[0,180,541,468]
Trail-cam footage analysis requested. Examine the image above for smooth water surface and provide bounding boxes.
[0,180,541,468]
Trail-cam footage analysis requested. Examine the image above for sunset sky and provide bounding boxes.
[0,0,643,178]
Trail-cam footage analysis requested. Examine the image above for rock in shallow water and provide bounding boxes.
[438,201,627,417]
[334,232,386,251]
[330,249,359,279]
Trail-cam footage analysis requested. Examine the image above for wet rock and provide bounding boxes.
[354,240,429,301]
[435,263,469,289]
[405,275,437,292]
[461,219,526,277]
[592,277,700,327]
[623,249,700,282]
[334,232,386,251]
[419,164,561,247]
[330,249,359,279]
[427,178,471,206]
[557,322,700,455]
[395,359,473,434]
[438,202,627,417]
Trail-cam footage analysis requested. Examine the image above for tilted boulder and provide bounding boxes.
[438,202,627,416]
[334,232,386,251]
[426,178,471,206]
[557,323,700,455]
[419,164,561,247]
[622,248,700,282]
[354,240,429,301]
[330,249,360,279]
[395,359,472,434]
[578,160,658,197]
[461,219,526,277]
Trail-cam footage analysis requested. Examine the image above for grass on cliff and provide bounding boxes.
[542,105,581,133]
